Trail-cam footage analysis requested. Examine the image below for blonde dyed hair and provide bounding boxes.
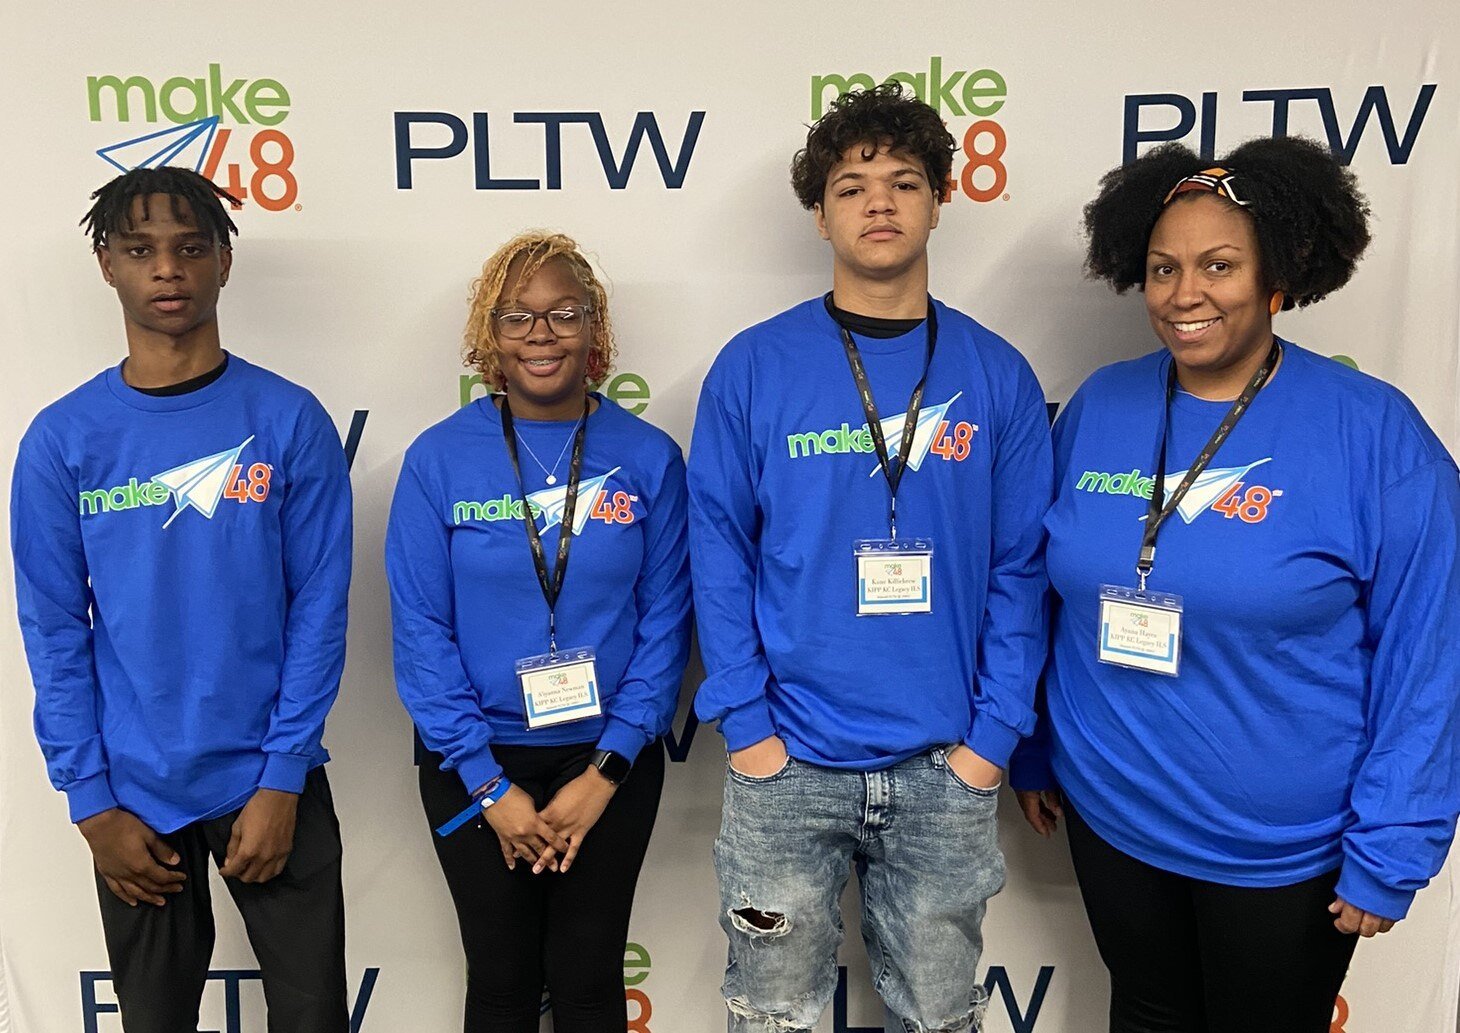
[463,231,617,390]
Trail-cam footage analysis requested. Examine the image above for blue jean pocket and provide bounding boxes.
[934,747,1001,798]
[946,767,1001,797]
[726,755,795,785]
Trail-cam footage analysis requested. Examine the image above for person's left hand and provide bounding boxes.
[538,767,618,874]
[218,788,299,884]
[1329,897,1398,937]
[947,744,1003,791]
[1015,788,1064,837]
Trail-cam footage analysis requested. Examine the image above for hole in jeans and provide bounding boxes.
[726,993,816,1030]
[729,906,791,937]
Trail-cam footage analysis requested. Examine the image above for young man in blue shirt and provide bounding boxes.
[689,84,1052,1032]
[11,167,353,1032]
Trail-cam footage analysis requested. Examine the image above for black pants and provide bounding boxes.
[1065,803,1357,1033]
[420,739,665,1033]
[95,766,348,1033]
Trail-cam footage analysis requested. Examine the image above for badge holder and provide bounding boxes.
[1097,585,1183,677]
[516,647,602,729]
[854,538,933,616]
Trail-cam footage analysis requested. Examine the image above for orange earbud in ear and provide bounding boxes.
[1269,291,1285,316]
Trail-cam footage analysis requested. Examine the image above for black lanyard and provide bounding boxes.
[500,397,589,653]
[838,301,938,539]
[1139,339,1282,589]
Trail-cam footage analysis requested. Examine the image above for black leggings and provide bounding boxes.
[1065,803,1358,1033]
[419,739,665,1033]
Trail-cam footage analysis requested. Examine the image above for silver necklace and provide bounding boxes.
[514,415,584,486]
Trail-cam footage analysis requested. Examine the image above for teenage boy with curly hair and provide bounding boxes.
[689,83,1052,1033]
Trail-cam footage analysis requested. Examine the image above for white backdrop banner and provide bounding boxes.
[2,3,1457,1031]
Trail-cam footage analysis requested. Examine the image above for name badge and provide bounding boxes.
[854,538,933,616]
[1097,585,1183,677]
[515,647,602,729]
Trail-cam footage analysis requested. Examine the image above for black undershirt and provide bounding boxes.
[127,354,229,397]
[824,293,925,340]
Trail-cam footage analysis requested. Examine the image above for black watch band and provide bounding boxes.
[590,749,632,786]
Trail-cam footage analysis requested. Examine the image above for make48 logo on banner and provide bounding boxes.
[811,57,1011,204]
[87,63,300,212]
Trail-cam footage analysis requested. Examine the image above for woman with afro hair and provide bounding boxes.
[385,232,691,1032]
[1010,137,1460,1033]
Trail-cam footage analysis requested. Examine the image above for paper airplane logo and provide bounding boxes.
[152,435,253,528]
[868,392,965,477]
[528,467,620,536]
[1156,457,1272,524]
[97,116,220,174]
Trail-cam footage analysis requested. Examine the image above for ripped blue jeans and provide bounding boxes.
[712,746,1005,1033]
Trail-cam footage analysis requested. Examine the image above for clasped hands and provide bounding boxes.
[484,767,617,875]
[81,788,299,907]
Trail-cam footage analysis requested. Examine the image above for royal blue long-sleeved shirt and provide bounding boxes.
[689,298,1051,770]
[11,355,353,833]
[1010,342,1460,919]
[385,395,691,794]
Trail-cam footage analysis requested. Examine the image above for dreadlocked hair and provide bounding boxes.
[1083,136,1371,310]
[790,80,956,210]
[463,232,617,391]
[81,166,242,251]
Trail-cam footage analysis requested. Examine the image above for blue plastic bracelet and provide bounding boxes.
[434,778,512,837]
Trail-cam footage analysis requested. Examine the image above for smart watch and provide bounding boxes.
[590,749,632,786]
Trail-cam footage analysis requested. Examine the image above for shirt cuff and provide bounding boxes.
[259,753,312,794]
[964,713,1022,771]
[1336,859,1415,922]
[719,698,778,753]
[66,773,120,824]
[455,747,504,798]
[596,718,650,764]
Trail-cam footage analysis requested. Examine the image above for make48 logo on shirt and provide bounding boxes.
[1208,480,1277,523]
[786,393,979,472]
[530,469,638,533]
[589,489,637,526]
[927,419,977,462]
[1075,457,1282,525]
[453,469,638,530]
[77,437,272,527]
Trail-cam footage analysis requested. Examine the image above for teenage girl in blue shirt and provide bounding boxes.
[386,233,690,1032]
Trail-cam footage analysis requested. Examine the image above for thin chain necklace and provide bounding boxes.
[513,412,586,486]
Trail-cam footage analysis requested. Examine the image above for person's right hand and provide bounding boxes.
[1015,787,1064,838]
[77,808,186,907]
[728,735,789,778]
[483,785,569,873]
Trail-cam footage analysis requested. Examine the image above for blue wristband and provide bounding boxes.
[435,778,512,837]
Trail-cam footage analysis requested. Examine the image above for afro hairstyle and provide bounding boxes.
[1083,136,1371,310]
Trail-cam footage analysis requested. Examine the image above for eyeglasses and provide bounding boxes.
[491,304,594,339]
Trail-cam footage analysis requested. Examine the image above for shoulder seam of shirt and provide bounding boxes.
[703,381,749,428]
[1380,456,1457,496]
[287,410,337,461]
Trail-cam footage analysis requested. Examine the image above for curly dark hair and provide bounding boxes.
[1083,137,1371,310]
[790,81,955,210]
